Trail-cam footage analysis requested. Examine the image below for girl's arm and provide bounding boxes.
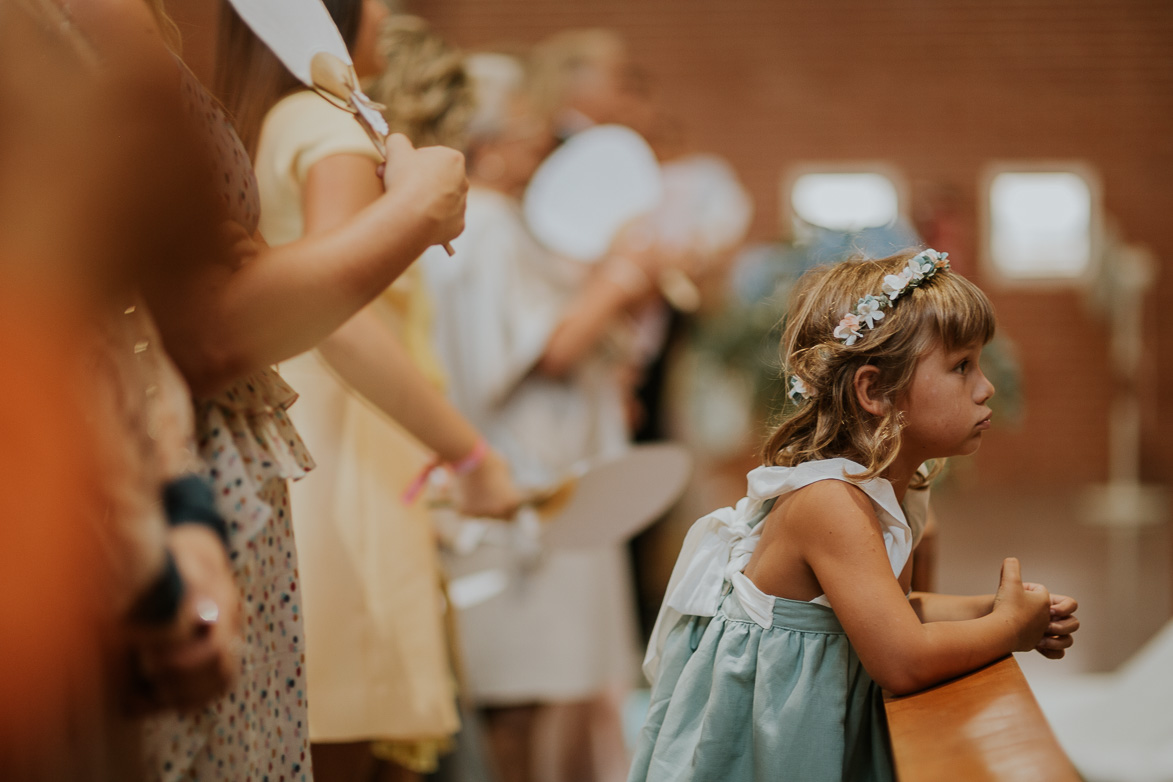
[793,481,1052,695]
[302,153,519,519]
[148,136,466,396]
[906,507,1080,656]
[909,588,1079,657]
[909,591,994,622]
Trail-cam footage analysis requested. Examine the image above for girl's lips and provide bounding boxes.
[976,417,992,430]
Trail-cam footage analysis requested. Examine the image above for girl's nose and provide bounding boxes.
[976,369,995,404]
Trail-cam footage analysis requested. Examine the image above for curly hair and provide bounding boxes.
[365,15,472,149]
[761,249,996,488]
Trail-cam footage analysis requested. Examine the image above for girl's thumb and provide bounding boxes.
[999,557,1022,589]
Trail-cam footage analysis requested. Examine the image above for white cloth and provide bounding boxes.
[643,458,929,683]
[424,187,640,703]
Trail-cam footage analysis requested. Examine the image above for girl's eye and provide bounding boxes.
[954,360,970,374]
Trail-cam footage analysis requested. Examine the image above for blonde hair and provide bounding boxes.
[529,28,624,122]
[761,249,996,487]
[365,15,471,149]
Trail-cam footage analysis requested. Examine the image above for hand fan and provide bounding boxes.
[224,0,454,255]
[535,442,693,548]
[523,125,699,309]
[432,443,692,550]
[524,124,662,262]
[439,445,691,610]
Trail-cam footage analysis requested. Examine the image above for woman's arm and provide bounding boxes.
[147,136,467,395]
[317,309,518,517]
[300,152,519,518]
[537,234,664,378]
[793,482,1052,695]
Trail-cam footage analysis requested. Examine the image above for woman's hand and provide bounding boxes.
[381,133,468,249]
[453,449,523,520]
[130,526,242,713]
[1024,585,1080,659]
[991,558,1052,653]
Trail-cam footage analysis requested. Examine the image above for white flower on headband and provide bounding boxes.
[833,312,863,345]
[882,271,912,301]
[856,295,886,328]
[836,249,950,345]
[907,255,935,278]
[788,376,809,403]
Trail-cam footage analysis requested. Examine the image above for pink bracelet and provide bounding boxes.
[449,437,489,475]
[401,438,490,505]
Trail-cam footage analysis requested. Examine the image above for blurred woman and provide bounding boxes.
[218,5,519,780]
[0,1,244,778]
[425,52,661,782]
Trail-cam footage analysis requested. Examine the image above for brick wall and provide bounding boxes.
[410,0,1173,489]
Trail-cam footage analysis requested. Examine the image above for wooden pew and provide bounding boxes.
[884,656,1080,781]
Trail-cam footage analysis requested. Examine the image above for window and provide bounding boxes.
[983,165,1099,282]
[788,171,901,232]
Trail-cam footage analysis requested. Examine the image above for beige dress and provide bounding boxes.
[254,90,458,759]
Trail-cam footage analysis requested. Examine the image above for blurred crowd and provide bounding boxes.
[0,1,752,781]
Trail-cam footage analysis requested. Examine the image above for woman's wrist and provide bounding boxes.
[402,437,491,504]
[449,437,489,475]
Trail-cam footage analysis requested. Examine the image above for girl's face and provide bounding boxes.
[352,0,390,79]
[897,340,995,462]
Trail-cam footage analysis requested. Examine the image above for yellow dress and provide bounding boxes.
[254,91,458,763]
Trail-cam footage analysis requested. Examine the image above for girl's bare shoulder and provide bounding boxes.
[769,478,881,540]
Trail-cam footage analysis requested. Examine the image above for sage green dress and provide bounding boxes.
[629,459,928,782]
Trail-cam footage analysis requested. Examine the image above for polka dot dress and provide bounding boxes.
[141,62,316,782]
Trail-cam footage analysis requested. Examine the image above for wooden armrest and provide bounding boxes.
[883,656,1079,781]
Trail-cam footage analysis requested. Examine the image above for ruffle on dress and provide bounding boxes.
[196,367,315,550]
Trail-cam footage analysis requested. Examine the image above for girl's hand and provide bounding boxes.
[991,558,1052,652]
[1024,585,1080,659]
[381,133,468,248]
[130,526,242,713]
[453,449,523,520]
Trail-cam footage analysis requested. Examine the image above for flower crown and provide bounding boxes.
[833,249,950,345]
[788,249,950,404]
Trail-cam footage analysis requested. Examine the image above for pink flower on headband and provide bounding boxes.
[834,313,863,345]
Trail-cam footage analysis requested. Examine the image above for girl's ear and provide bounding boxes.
[853,364,888,416]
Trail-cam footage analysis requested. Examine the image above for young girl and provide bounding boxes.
[629,249,1080,781]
